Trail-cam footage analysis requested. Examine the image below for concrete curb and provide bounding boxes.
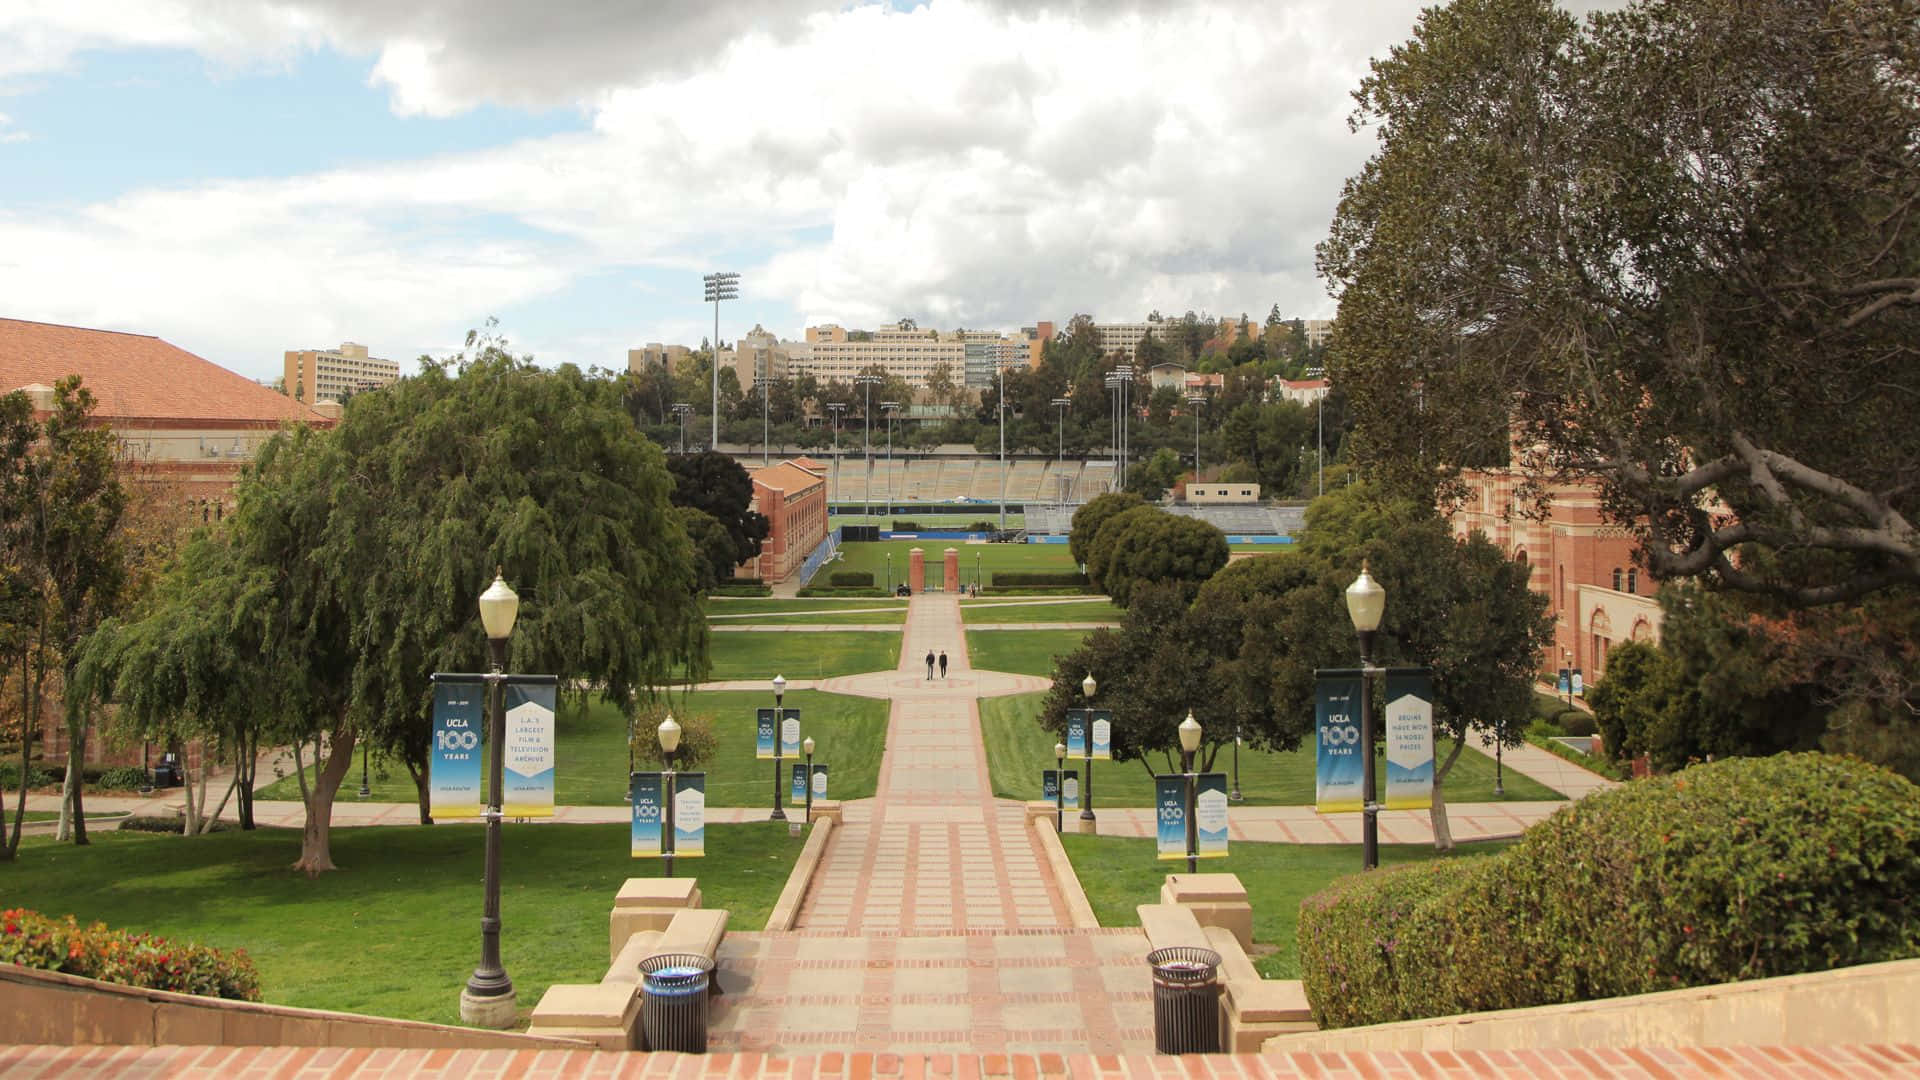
[1029,815,1101,930]
[764,816,836,931]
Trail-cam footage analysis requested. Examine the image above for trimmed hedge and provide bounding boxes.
[797,586,888,598]
[119,815,229,834]
[991,572,1088,588]
[0,908,260,1000]
[710,584,772,597]
[828,571,876,587]
[0,762,58,789]
[96,766,150,791]
[1299,753,1920,1028]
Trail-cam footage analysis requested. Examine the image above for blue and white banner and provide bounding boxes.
[1384,671,1435,811]
[780,709,802,758]
[502,682,555,818]
[756,708,777,760]
[429,682,484,819]
[674,773,706,858]
[1572,670,1585,697]
[1195,773,1229,858]
[1043,769,1080,810]
[1065,709,1088,757]
[1156,775,1188,860]
[1090,710,1113,761]
[791,762,808,805]
[630,772,663,858]
[810,763,828,800]
[1315,673,1366,813]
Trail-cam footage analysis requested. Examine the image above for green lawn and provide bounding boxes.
[960,599,1123,624]
[711,611,907,626]
[706,598,909,616]
[828,513,1026,529]
[980,692,1565,805]
[965,629,1095,676]
[698,629,900,681]
[1062,833,1511,978]
[832,541,1079,592]
[256,689,889,808]
[1,822,799,1025]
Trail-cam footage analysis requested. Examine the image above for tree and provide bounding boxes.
[665,451,769,567]
[1086,505,1228,607]
[1067,491,1143,567]
[1321,0,1920,606]
[675,506,738,592]
[1124,447,1184,502]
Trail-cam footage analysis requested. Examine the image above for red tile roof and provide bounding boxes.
[0,317,331,427]
[751,460,827,494]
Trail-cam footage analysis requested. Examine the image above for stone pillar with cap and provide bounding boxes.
[943,547,959,593]
[909,547,925,594]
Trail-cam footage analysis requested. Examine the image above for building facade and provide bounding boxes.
[794,322,966,389]
[283,341,399,404]
[737,459,829,583]
[1274,378,1330,407]
[628,343,691,373]
[1446,469,1662,684]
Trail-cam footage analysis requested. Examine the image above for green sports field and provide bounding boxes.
[830,540,1080,591]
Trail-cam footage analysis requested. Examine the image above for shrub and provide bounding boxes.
[118,815,228,834]
[890,521,924,531]
[95,766,151,791]
[727,576,764,586]
[0,762,57,789]
[969,521,995,531]
[1558,710,1598,737]
[991,572,1089,588]
[710,584,772,597]
[797,586,888,597]
[828,571,875,587]
[1299,754,1920,1028]
[0,908,261,1001]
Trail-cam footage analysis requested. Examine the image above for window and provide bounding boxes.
[1612,568,1622,591]
[1626,569,1638,594]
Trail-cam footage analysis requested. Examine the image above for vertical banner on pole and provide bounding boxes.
[502,682,556,818]
[630,773,663,858]
[1044,769,1080,810]
[756,709,777,759]
[429,682,484,819]
[1315,673,1366,813]
[780,709,802,757]
[1155,775,1188,860]
[1571,671,1585,698]
[810,764,829,800]
[1065,709,1088,757]
[791,763,808,805]
[1384,670,1435,810]
[1090,710,1113,760]
[1195,773,1229,858]
[674,774,706,858]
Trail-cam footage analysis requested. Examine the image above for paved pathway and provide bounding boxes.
[707,593,1155,1055]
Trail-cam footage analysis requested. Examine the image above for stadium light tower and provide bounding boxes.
[701,271,739,447]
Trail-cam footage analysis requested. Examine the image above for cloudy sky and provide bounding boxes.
[4,0,1510,382]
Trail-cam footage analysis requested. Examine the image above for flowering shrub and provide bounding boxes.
[1298,754,1920,1028]
[0,909,261,1001]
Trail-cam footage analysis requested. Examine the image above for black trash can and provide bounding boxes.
[639,953,714,1053]
[1147,946,1221,1054]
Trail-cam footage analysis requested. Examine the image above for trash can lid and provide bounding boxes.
[649,965,706,980]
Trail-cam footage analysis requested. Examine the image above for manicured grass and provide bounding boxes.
[711,611,907,626]
[1,821,800,1025]
[833,541,1079,592]
[959,598,1123,625]
[1062,833,1511,978]
[965,629,1094,677]
[980,692,1565,805]
[706,598,909,615]
[12,810,129,823]
[699,629,901,681]
[255,689,889,808]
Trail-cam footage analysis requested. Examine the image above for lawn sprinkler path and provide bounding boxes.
[708,593,1156,1054]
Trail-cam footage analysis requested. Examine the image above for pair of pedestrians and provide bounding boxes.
[924,649,948,680]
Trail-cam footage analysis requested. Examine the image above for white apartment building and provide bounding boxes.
[1093,322,1159,361]
[792,321,966,389]
[282,341,399,403]
[628,343,691,373]
[1303,319,1334,350]
[719,324,791,390]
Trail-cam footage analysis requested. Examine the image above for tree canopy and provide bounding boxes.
[1320,0,1920,606]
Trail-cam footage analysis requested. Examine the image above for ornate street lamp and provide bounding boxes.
[802,735,817,823]
[659,714,682,878]
[1179,710,1203,873]
[1054,740,1067,833]
[461,572,519,1026]
[1345,563,1386,870]
[770,674,789,822]
[1079,673,1098,825]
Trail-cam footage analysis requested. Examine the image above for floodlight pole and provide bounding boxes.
[702,271,739,448]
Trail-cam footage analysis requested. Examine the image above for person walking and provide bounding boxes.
[938,651,949,679]
[925,649,936,680]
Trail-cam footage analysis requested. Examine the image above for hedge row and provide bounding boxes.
[797,586,889,598]
[119,815,229,834]
[710,584,772,597]
[992,572,1088,588]
[828,571,876,587]
[1298,753,1920,1028]
[0,763,152,791]
[0,908,261,1001]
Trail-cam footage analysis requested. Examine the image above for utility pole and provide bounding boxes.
[882,401,901,517]
[827,402,846,519]
[855,374,881,521]
[701,272,738,449]
[1187,393,1206,480]
[998,363,1008,530]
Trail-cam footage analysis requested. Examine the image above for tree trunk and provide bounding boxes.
[293,725,355,876]
[68,730,91,846]
[404,753,432,825]
[1428,735,1470,852]
[181,744,200,835]
[236,729,257,831]
[199,773,238,835]
[55,758,75,841]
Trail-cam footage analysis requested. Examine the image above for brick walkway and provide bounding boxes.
[706,594,1156,1055]
[7,1044,1918,1077]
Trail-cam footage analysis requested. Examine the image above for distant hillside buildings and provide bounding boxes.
[283,341,399,404]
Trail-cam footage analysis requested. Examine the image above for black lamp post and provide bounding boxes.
[1229,721,1242,803]
[1345,563,1386,871]
[461,572,519,1026]
[1054,741,1066,833]
[659,714,681,878]
[1179,710,1202,874]
[803,736,816,823]
[1079,673,1097,825]
[358,741,371,799]
[769,674,788,822]
[1494,716,1505,797]
[886,552,893,594]
[140,741,153,795]
[624,715,636,802]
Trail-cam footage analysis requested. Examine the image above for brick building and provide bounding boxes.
[1447,469,1662,684]
[737,458,829,583]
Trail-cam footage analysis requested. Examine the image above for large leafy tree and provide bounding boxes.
[1320,0,1920,606]
[664,451,769,568]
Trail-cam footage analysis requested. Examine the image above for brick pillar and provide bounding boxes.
[943,548,959,593]
[909,547,925,594]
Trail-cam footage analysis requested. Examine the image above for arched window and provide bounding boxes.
[1611,567,1623,591]
[1590,608,1615,676]
[1631,618,1654,642]
[1513,547,1529,567]
[1626,569,1638,594]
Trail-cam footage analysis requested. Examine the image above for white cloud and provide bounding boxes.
[1,0,1592,375]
